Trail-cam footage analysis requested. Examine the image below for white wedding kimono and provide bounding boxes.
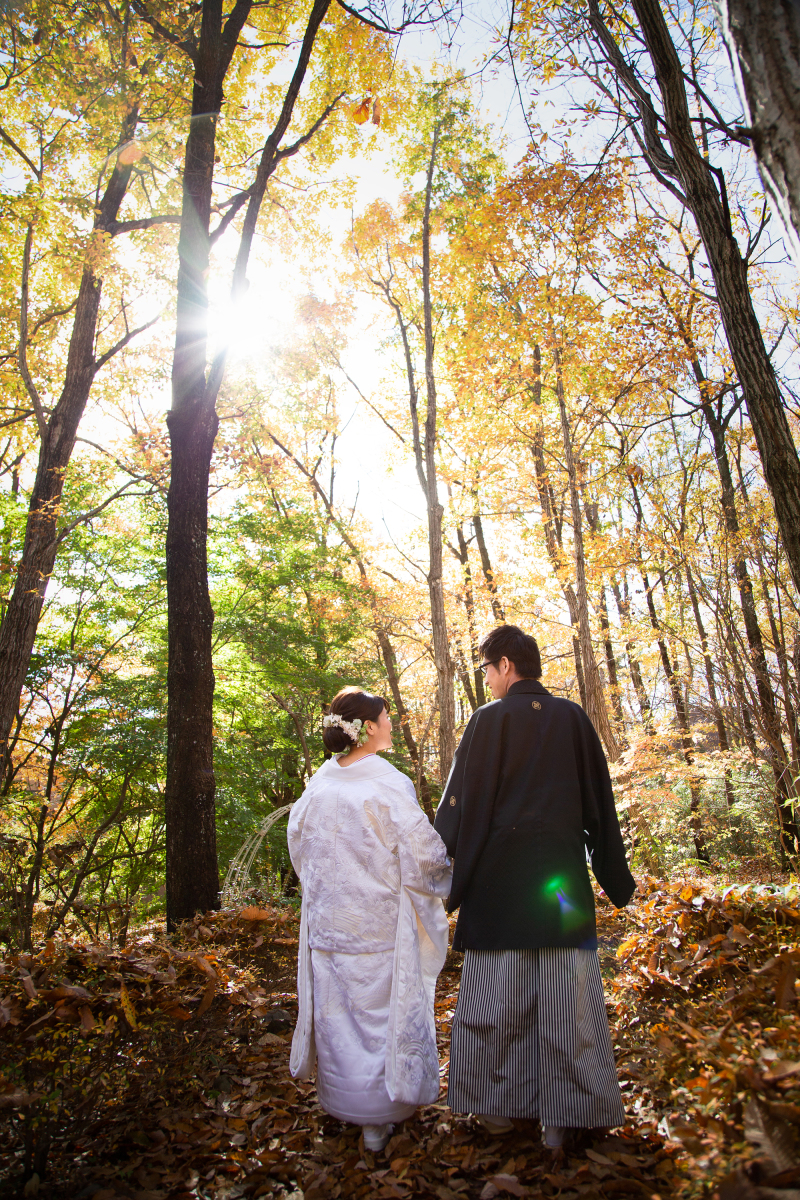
[287,754,452,1125]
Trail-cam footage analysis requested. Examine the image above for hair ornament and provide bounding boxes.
[322,712,363,743]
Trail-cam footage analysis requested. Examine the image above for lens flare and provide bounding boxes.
[543,875,585,931]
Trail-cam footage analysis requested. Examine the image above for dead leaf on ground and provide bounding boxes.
[197,978,216,1017]
[238,906,272,921]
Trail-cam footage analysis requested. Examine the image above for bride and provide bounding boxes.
[288,686,452,1152]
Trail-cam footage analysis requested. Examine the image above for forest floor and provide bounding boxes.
[2,877,800,1200]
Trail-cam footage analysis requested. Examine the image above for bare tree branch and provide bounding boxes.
[0,122,41,179]
[18,226,48,443]
[55,478,155,546]
[130,0,198,61]
[110,213,182,236]
[94,313,160,373]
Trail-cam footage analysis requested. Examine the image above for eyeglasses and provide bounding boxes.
[479,659,500,675]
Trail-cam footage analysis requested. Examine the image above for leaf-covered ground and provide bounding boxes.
[2,879,800,1199]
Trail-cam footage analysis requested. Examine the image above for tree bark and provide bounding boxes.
[642,567,710,862]
[528,344,587,707]
[611,578,654,732]
[628,479,709,860]
[591,0,800,595]
[716,0,800,265]
[598,587,624,726]
[421,123,456,779]
[374,625,435,820]
[453,522,487,707]
[699,399,799,853]
[734,453,800,773]
[0,107,140,776]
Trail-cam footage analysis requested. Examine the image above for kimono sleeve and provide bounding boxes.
[433,705,504,914]
[287,788,311,876]
[392,776,452,899]
[577,711,636,908]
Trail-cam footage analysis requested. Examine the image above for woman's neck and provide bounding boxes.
[337,744,380,766]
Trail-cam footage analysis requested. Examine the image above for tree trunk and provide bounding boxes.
[0,107,140,776]
[165,0,331,925]
[611,579,653,732]
[598,587,624,727]
[592,0,800,594]
[700,400,799,853]
[164,2,228,926]
[454,522,486,707]
[421,123,456,780]
[734,454,800,773]
[685,563,736,808]
[628,478,709,859]
[716,0,800,265]
[262,432,437,816]
[473,510,505,622]
[374,625,435,820]
[554,348,622,761]
[642,567,710,862]
[528,343,587,706]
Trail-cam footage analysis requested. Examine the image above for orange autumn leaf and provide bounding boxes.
[239,906,271,921]
[351,97,371,125]
[117,141,145,165]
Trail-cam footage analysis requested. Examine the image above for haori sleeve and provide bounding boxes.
[578,711,637,908]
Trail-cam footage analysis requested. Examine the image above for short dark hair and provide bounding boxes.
[322,686,389,754]
[479,624,542,679]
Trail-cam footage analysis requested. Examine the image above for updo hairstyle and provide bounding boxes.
[322,686,389,754]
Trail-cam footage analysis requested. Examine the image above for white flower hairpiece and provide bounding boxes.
[322,712,363,743]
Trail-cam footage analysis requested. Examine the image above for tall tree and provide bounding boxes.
[0,2,181,779]
[348,90,498,778]
[578,0,800,595]
[148,0,413,924]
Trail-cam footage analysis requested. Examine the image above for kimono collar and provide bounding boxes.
[506,679,550,697]
[315,754,397,783]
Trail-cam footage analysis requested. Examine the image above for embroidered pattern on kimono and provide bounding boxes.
[287,755,451,1112]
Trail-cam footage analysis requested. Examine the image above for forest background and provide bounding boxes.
[0,0,799,954]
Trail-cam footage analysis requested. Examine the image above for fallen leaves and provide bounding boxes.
[6,878,799,1198]
[596,875,800,1198]
[0,892,672,1198]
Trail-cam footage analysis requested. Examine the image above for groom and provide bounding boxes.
[434,624,636,1147]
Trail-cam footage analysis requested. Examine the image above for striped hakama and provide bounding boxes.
[447,948,625,1129]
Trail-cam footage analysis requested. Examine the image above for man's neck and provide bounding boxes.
[496,671,528,698]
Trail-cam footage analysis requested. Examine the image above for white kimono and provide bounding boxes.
[287,754,452,1125]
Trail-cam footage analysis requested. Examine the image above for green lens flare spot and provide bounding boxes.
[543,875,586,931]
